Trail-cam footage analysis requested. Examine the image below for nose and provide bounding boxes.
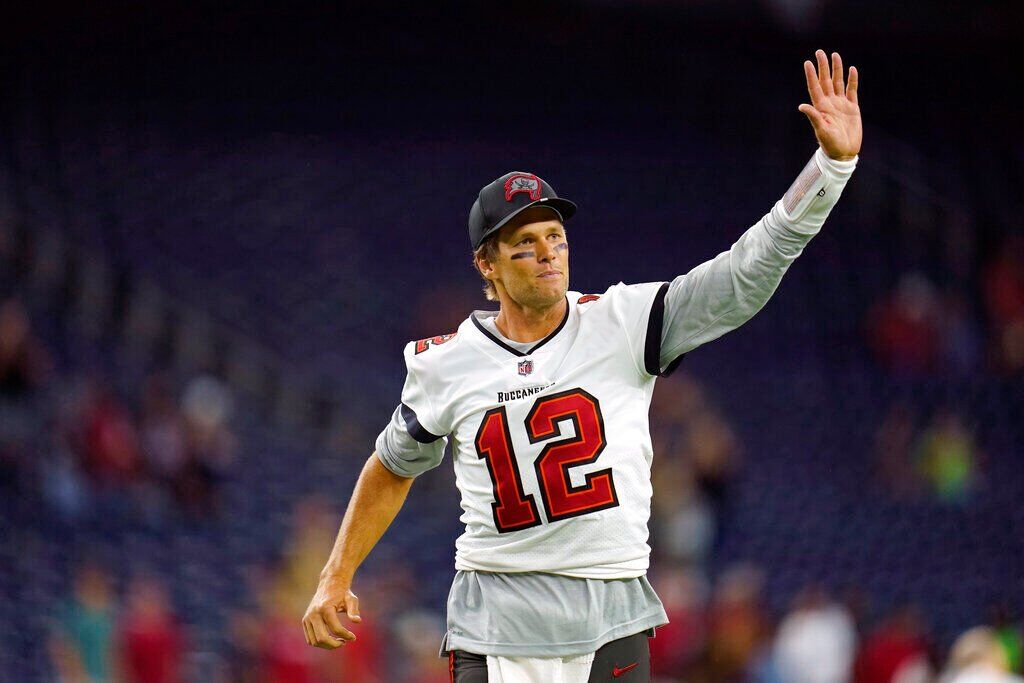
[536,239,556,263]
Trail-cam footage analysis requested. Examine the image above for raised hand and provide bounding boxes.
[799,50,862,161]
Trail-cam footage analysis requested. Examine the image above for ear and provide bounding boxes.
[476,250,497,280]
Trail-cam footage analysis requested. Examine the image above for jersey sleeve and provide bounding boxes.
[374,343,450,478]
[605,281,676,379]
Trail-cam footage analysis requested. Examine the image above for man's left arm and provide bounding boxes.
[658,50,862,368]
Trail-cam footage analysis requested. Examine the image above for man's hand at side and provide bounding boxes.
[799,49,862,161]
[303,574,361,649]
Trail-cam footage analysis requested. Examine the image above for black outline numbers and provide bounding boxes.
[474,389,618,533]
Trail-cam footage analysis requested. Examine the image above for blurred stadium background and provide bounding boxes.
[1,1,1022,681]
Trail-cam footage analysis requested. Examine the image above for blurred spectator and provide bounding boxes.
[226,609,262,683]
[982,235,1024,374]
[40,431,90,521]
[686,409,740,516]
[705,564,770,681]
[648,566,708,679]
[854,606,932,683]
[80,383,142,488]
[139,373,188,496]
[867,273,941,375]
[650,373,708,456]
[257,574,319,683]
[990,606,1023,674]
[177,375,237,514]
[119,575,185,683]
[875,402,922,499]
[0,297,49,400]
[940,627,1024,683]
[50,564,118,683]
[915,410,976,504]
[653,372,707,417]
[651,461,715,565]
[773,585,857,683]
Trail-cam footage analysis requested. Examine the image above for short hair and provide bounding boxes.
[472,237,501,301]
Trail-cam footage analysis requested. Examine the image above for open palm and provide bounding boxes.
[799,50,862,161]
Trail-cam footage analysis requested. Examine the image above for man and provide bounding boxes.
[304,50,862,682]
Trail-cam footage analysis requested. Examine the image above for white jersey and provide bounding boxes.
[392,283,674,578]
[376,149,858,597]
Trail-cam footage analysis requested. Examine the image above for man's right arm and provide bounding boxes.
[302,451,414,649]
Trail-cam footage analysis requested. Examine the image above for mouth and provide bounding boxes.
[537,270,562,280]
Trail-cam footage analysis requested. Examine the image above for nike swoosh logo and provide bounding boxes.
[613,662,639,677]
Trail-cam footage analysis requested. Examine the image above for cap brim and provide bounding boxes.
[475,197,577,248]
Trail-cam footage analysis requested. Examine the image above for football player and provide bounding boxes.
[304,50,862,682]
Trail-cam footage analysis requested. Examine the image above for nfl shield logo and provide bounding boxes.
[518,359,533,376]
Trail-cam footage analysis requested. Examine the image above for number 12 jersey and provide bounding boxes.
[377,282,678,579]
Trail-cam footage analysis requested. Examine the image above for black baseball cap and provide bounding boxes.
[468,171,577,250]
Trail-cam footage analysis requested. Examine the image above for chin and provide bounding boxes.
[517,288,563,310]
[540,282,568,304]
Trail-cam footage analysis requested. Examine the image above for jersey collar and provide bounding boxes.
[469,297,570,358]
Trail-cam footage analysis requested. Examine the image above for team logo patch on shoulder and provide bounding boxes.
[517,359,533,376]
[414,333,457,354]
[504,173,542,202]
[577,294,601,304]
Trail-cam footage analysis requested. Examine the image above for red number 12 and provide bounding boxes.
[474,388,618,533]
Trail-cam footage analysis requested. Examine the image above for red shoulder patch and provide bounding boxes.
[577,294,601,304]
[414,333,457,354]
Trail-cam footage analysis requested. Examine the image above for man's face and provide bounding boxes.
[479,207,569,309]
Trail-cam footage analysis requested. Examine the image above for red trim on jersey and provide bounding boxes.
[415,333,457,355]
[448,650,455,682]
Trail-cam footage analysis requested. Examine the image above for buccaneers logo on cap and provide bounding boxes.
[504,174,542,202]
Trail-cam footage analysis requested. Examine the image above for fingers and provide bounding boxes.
[345,593,361,623]
[815,49,833,96]
[304,601,358,650]
[804,60,825,106]
[831,52,844,96]
[798,103,826,130]
[308,611,345,649]
[846,65,859,103]
[303,592,362,649]
[323,607,357,643]
[302,620,316,646]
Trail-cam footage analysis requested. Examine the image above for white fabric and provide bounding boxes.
[382,281,666,578]
[486,652,595,683]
